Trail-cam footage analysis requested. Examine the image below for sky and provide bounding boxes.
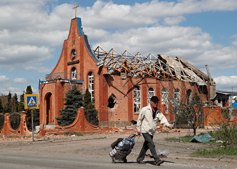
[0,0,237,98]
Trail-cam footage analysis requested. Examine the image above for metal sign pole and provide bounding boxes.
[31,109,34,141]
[25,94,38,142]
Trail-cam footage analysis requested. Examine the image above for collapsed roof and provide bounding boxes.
[94,46,209,86]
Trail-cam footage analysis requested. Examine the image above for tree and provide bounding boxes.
[3,92,12,113]
[19,92,25,111]
[177,92,204,135]
[26,85,33,94]
[0,99,3,113]
[56,84,83,126]
[83,89,99,126]
[13,93,18,112]
[7,92,12,102]
[25,85,34,130]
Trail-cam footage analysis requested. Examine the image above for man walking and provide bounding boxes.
[136,96,172,166]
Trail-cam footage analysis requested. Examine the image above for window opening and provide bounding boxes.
[186,89,191,104]
[134,86,141,113]
[162,88,168,114]
[71,67,76,80]
[174,89,180,114]
[148,87,155,104]
[71,49,76,60]
[88,72,94,100]
[108,94,116,108]
[174,89,180,102]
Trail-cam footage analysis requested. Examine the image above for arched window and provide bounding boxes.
[71,49,76,60]
[148,87,155,104]
[186,89,191,104]
[71,67,76,80]
[134,86,141,113]
[88,72,94,100]
[162,88,168,114]
[174,89,180,114]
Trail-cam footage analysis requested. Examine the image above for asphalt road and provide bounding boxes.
[0,151,230,169]
[0,131,236,169]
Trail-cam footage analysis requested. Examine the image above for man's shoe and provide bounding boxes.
[137,161,146,164]
[155,159,164,166]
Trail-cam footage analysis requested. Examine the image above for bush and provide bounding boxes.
[209,124,237,148]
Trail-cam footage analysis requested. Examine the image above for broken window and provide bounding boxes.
[174,89,180,102]
[162,88,168,114]
[108,94,116,108]
[134,86,141,113]
[71,67,76,80]
[148,87,155,104]
[174,89,180,114]
[187,89,191,104]
[88,72,94,100]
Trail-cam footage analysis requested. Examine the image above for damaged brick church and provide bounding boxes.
[39,16,217,128]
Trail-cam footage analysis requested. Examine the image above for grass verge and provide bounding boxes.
[191,146,237,158]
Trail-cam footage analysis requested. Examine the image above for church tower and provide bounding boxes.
[39,6,109,126]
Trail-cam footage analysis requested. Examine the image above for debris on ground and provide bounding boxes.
[190,134,214,143]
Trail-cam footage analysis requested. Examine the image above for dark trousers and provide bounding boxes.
[137,133,159,162]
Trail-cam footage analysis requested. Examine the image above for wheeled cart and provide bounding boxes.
[109,134,137,163]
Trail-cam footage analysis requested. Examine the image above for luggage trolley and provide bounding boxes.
[109,134,138,163]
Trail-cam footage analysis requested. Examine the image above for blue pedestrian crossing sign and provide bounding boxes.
[24,94,39,109]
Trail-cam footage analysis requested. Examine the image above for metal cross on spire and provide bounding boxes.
[73,2,79,17]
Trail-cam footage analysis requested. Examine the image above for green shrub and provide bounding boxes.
[209,124,237,148]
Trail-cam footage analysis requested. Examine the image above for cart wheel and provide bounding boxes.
[112,157,116,163]
[123,159,127,163]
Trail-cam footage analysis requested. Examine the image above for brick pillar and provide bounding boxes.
[39,84,44,126]
[55,81,65,125]
[98,66,108,122]
[156,80,162,109]
[169,81,174,121]
[180,81,186,103]
[80,38,84,81]
[142,79,148,107]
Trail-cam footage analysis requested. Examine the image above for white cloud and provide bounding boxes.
[0,44,53,67]
[0,1,70,68]
[0,86,27,97]
[90,26,212,59]
[0,75,11,83]
[214,76,237,85]
[214,76,237,91]
[163,16,186,25]
[24,66,53,73]
[13,78,29,84]
[80,0,237,28]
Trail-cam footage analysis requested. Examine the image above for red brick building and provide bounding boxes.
[39,17,213,127]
